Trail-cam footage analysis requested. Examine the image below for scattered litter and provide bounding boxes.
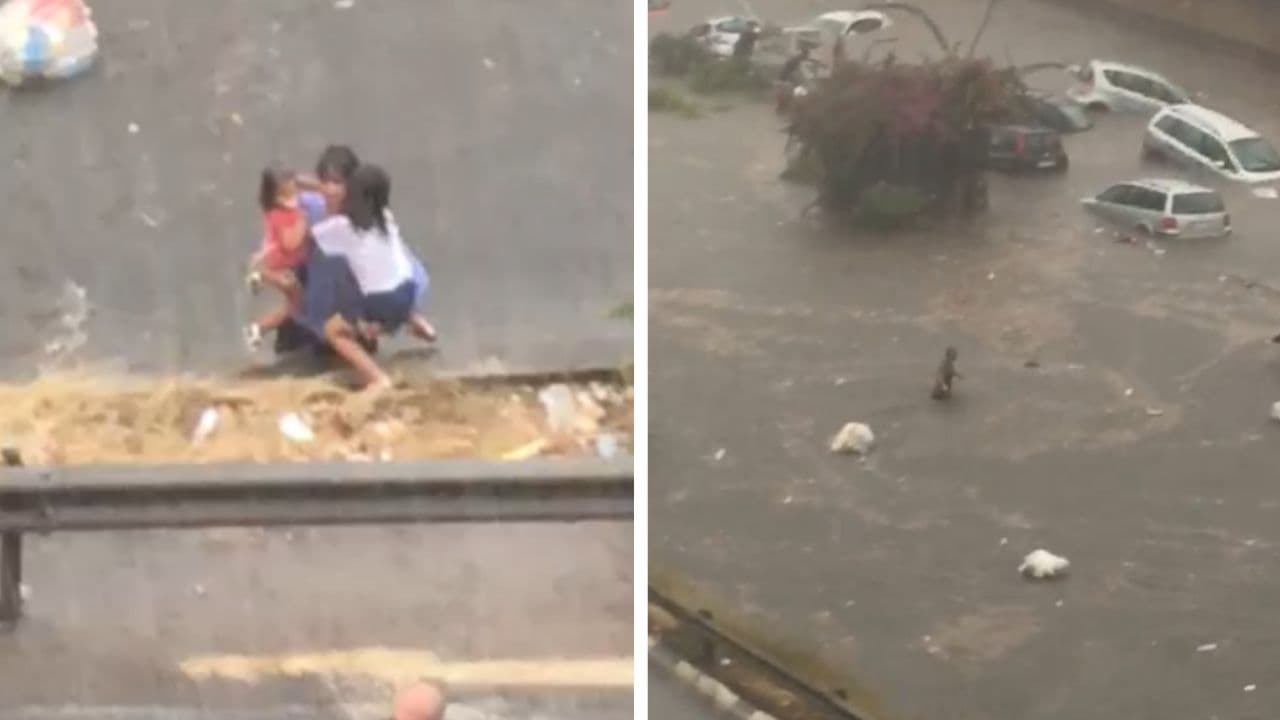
[137,211,160,228]
[1145,407,1164,417]
[834,377,847,386]
[595,433,620,460]
[782,494,793,504]
[1093,226,1105,235]
[1252,186,1278,200]
[538,384,577,433]
[0,0,99,87]
[1196,643,1218,653]
[986,272,996,280]
[333,0,354,8]
[229,112,243,126]
[712,448,726,461]
[191,583,206,597]
[1124,388,1134,397]
[501,437,548,461]
[1054,600,1063,607]
[1018,548,1070,579]
[1145,240,1166,256]
[1024,359,1040,369]
[277,412,314,443]
[1244,684,1257,693]
[829,422,874,455]
[378,448,393,462]
[999,537,1008,546]
[1271,401,1280,422]
[18,583,30,601]
[482,57,496,69]
[191,406,220,445]
[127,122,139,134]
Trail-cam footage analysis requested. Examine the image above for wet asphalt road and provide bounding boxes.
[0,523,632,717]
[652,1,1280,719]
[0,0,632,377]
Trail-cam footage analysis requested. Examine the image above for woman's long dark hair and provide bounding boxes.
[315,144,360,183]
[258,165,294,212]
[343,163,391,235]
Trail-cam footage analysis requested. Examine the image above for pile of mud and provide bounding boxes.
[0,373,632,466]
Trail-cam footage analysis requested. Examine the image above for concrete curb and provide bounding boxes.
[648,636,779,720]
[1036,0,1280,66]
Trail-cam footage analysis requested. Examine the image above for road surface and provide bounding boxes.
[0,523,632,718]
[651,1,1280,719]
[0,0,632,377]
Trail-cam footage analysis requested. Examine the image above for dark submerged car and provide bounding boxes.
[987,125,1069,172]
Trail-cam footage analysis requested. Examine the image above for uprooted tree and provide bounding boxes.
[784,1,1036,229]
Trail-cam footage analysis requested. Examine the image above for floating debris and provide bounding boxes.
[829,422,874,455]
[1018,548,1069,579]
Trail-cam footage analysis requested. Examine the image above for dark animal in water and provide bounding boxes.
[931,346,961,400]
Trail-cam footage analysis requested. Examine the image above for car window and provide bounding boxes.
[1155,114,1179,134]
[1197,135,1233,169]
[1228,137,1280,173]
[1130,187,1167,211]
[716,17,752,33]
[1149,79,1188,104]
[1172,192,1224,214]
[1098,184,1134,203]
[1170,118,1208,152]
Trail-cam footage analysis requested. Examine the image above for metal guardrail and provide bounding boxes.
[0,458,632,625]
[650,584,871,720]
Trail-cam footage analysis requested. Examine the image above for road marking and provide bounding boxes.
[178,647,633,689]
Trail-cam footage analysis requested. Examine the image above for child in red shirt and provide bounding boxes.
[245,166,310,349]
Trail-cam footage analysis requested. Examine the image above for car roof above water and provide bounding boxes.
[1088,58,1173,81]
[1159,103,1261,142]
[1126,177,1218,195]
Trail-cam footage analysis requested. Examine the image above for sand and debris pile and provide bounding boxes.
[0,373,632,466]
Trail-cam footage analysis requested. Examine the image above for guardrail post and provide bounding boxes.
[0,531,21,624]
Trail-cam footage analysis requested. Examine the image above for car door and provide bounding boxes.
[1091,183,1135,224]
[1162,119,1212,172]
[1129,186,1166,230]
[1104,70,1162,113]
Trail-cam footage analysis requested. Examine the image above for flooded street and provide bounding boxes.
[651,0,1280,717]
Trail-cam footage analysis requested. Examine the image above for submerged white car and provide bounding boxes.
[1066,59,1189,115]
[688,15,761,57]
[1143,104,1280,184]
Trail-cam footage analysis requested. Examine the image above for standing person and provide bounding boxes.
[392,680,447,720]
[776,43,813,114]
[244,165,309,349]
[732,23,759,62]
[304,163,417,390]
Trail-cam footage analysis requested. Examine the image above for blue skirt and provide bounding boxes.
[274,249,375,356]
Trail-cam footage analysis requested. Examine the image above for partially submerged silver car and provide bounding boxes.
[1081,178,1231,239]
[1066,60,1189,115]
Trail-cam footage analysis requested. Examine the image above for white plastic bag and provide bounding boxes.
[0,0,98,87]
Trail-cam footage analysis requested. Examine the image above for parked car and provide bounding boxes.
[987,125,1069,172]
[1081,179,1231,239]
[687,16,761,58]
[1143,104,1280,184]
[1066,60,1189,114]
[1026,93,1093,133]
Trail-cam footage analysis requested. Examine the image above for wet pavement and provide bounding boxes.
[0,0,632,377]
[651,0,1280,718]
[0,523,632,717]
[647,669,712,720]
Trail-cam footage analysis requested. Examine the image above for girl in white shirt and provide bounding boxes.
[309,163,417,390]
